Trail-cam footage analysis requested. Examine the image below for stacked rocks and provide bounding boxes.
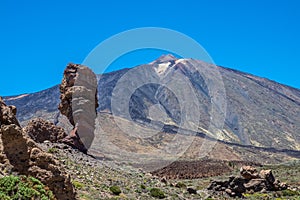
[208,165,288,197]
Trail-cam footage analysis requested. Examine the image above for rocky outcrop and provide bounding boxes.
[240,165,259,179]
[208,165,288,197]
[61,127,87,153]
[0,97,20,127]
[58,63,98,153]
[0,97,75,200]
[24,118,67,143]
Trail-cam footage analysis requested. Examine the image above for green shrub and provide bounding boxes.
[72,180,85,189]
[110,185,121,195]
[0,175,54,200]
[175,182,187,188]
[149,188,165,199]
[281,189,300,196]
[140,184,146,189]
[47,148,58,154]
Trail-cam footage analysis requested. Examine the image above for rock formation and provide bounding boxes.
[58,63,98,153]
[207,165,288,197]
[0,97,20,127]
[24,118,67,143]
[0,97,75,200]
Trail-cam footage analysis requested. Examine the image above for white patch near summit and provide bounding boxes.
[155,62,171,75]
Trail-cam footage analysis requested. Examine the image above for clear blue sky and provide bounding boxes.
[1,0,299,96]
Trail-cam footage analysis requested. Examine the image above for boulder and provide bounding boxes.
[61,127,87,154]
[208,165,290,197]
[0,97,20,127]
[240,165,258,180]
[0,97,75,199]
[187,187,197,194]
[24,118,67,143]
[259,169,275,184]
[244,178,265,192]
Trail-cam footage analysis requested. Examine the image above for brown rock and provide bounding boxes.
[0,97,20,127]
[0,98,75,199]
[58,63,98,152]
[61,127,87,154]
[244,178,265,192]
[0,124,75,200]
[240,165,258,180]
[24,118,67,143]
[259,169,275,184]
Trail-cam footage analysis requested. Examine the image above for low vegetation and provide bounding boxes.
[109,185,121,195]
[149,188,165,199]
[0,175,54,200]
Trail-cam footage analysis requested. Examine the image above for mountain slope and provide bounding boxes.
[3,55,300,151]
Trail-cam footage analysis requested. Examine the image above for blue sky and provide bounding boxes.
[1,0,299,96]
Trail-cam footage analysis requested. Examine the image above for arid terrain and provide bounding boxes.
[1,56,300,199]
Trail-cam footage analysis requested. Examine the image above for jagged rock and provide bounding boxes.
[230,177,246,194]
[58,63,98,152]
[208,166,290,197]
[187,187,197,194]
[0,97,20,127]
[259,169,275,184]
[61,127,87,154]
[23,118,67,143]
[240,165,258,180]
[0,97,75,199]
[244,178,265,192]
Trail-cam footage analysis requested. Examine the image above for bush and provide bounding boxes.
[72,180,84,189]
[149,188,165,199]
[0,175,54,200]
[281,189,300,196]
[110,185,121,195]
[175,182,187,188]
[140,184,146,189]
[47,148,58,154]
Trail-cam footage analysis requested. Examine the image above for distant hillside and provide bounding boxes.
[4,55,300,151]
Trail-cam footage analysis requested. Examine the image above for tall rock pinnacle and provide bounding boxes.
[58,63,98,153]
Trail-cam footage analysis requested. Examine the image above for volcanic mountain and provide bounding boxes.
[3,55,300,161]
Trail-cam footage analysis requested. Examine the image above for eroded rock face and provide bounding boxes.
[240,165,259,180]
[0,98,75,200]
[208,165,289,197]
[61,127,87,153]
[24,118,67,143]
[58,63,98,153]
[0,97,20,127]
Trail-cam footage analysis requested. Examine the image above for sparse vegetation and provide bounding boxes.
[0,175,54,200]
[110,185,121,195]
[175,182,187,188]
[45,143,300,200]
[72,180,85,189]
[149,188,165,199]
[47,147,58,154]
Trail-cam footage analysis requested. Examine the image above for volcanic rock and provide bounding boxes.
[61,127,87,153]
[208,165,289,197]
[23,118,67,143]
[58,63,98,153]
[0,97,20,127]
[240,165,259,180]
[0,97,75,199]
[259,169,275,184]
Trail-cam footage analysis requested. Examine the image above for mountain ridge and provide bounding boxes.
[3,56,300,152]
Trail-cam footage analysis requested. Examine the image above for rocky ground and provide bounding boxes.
[1,62,299,199]
[38,141,300,199]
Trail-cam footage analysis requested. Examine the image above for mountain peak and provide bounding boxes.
[154,54,178,64]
